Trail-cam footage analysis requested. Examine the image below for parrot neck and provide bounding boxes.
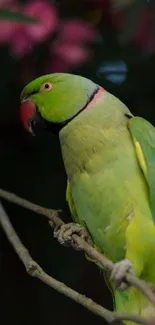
[83,87,105,111]
[41,86,104,135]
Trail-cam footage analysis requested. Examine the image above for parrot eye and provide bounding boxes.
[40,82,53,92]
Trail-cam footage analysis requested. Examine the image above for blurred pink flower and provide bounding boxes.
[53,41,91,66]
[0,0,14,6]
[47,42,92,73]
[47,19,97,72]
[0,0,99,74]
[10,28,33,56]
[0,2,20,43]
[0,0,58,56]
[0,20,17,43]
[24,1,58,42]
[59,20,97,44]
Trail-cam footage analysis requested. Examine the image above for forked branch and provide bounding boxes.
[0,188,154,325]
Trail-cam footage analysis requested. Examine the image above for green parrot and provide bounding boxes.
[19,73,155,322]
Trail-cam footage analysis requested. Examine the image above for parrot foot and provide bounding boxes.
[111,259,135,291]
[54,222,92,250]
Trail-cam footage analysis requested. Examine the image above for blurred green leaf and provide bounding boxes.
[0,9,38,23]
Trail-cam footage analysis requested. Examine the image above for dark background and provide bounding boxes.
[1,1,155,324]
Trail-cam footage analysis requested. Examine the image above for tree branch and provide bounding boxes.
[0,189,63,226]
[0,188,155,325]
[1,188,155,305]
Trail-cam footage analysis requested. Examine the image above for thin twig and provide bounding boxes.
[1,188,155,306]
[0,188,63,226]
[0,202,152,325]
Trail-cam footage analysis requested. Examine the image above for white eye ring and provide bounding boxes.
[40,82,53,92]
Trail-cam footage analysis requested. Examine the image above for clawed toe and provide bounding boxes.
[111,259,135,291]
[54,222,92,250]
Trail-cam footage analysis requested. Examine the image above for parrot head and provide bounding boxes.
[19,73,99,135]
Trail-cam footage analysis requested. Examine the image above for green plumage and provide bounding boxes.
[20,73,155,322]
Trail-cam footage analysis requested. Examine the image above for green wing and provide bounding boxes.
[66,180,80,223]
[66,180,103,266]
[128,116,155,221]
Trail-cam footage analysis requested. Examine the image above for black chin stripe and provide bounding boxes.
[43,85,100,134]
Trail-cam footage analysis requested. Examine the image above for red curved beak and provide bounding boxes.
[19,99,36,134]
